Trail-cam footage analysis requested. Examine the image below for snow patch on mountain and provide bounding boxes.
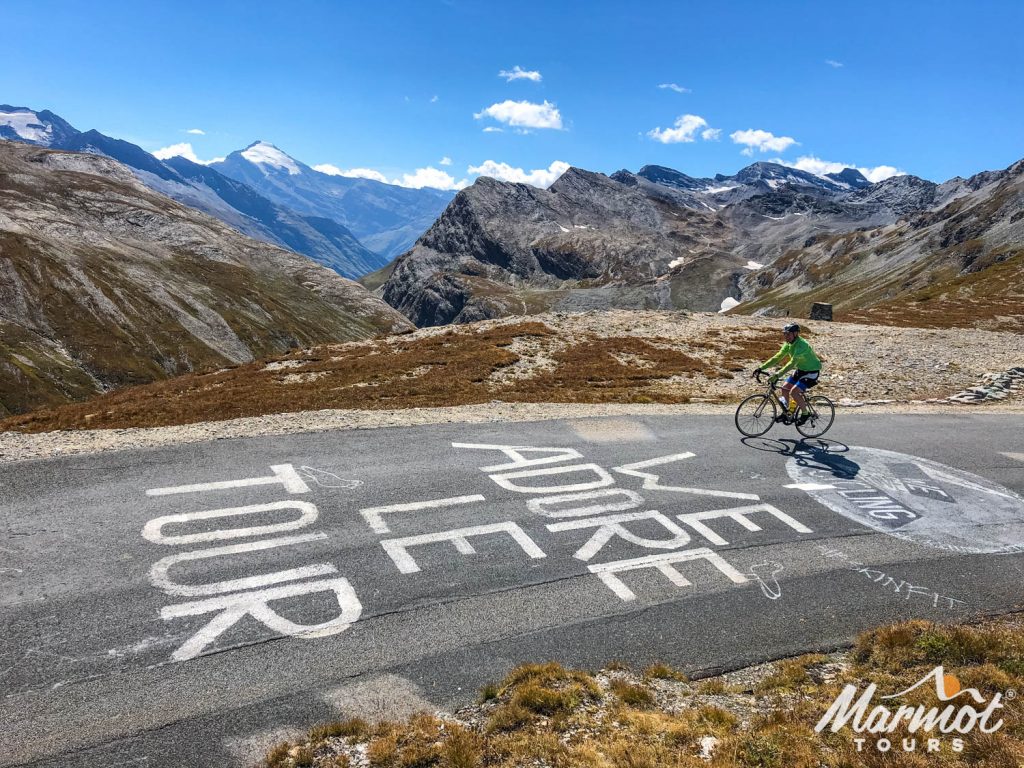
[0,110,53,144]
[241,141,301,175]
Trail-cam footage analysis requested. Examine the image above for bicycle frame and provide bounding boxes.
[754,371,818,424]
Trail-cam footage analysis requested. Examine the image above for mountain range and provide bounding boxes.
[210,143,453,259]
[0,140,411,416]
[371,156,1024,330]
[2,100,1021,417]
[0,105,453,277]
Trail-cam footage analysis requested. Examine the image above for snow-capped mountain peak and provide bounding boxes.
[239,141,301,175]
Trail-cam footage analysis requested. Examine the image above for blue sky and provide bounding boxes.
[3,0,1022,189]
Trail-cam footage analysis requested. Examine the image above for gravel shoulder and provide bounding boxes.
[2,399,1022,464]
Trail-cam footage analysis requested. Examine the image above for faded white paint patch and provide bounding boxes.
[570,418,656,443]
[322,673,439,722]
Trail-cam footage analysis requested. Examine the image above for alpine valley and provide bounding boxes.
[0,139,410,416]
[2,102,1022,418]
[0,105,454,277]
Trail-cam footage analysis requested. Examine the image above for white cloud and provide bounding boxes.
[313,163,468,190]
[152,142,223,164]
[825,59,844,68]
[313,164,390,183]
[701,127,722,141]
[499,66,542,82]
[647,114,713,144]
[775,154,904,183]
[474,100,563,130]
[482,126,504,133]
[185,128,205,135]
[396,166,469,190]
[439,156,452,166]
[657,83,691,94]
[467,159,570,188]
[730,128,798,154]
[153,142,196,160]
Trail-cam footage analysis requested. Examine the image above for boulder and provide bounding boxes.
[809,302,833,321]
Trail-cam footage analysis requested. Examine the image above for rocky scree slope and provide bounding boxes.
[0,141,412,416]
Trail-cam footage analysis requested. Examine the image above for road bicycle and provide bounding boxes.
[734,370,835,438]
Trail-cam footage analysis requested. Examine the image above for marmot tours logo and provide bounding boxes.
[815,666,1009,754]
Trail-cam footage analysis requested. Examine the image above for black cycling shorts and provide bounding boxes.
[786,370,820,390]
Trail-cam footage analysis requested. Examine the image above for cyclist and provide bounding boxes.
[753,323,821,425]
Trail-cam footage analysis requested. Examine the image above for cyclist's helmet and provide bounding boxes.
[782,322,800,334]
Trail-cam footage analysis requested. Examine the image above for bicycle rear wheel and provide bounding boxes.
[735,394,777,437]
[796,395,835,438]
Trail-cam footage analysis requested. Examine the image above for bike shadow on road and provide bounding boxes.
[741,436,861,479]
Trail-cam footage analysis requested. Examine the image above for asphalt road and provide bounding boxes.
[2,413,1023,767]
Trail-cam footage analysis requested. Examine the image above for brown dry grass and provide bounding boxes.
[263,615,1024,768]
[0,322,778,433]
[845,250,1024,331]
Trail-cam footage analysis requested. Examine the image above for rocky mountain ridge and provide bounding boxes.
[375,152,1024,330]
[378,167,743,326]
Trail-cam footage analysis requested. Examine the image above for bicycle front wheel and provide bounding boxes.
[796,396,835,438]
[735,394,778,437]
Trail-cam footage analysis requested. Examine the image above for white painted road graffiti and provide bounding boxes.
[135,440,1008,663]
[138,446,817,661]
[142,464,362,661]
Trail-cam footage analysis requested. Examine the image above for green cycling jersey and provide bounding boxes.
[761,336,821,374]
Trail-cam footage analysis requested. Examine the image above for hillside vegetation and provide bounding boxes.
[5,311,1023,434]
[0,142,411,416]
